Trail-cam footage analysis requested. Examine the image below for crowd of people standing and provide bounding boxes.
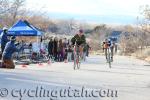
[47,37,90,62]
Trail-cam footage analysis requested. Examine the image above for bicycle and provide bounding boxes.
[73,41,81,70]
[31,49,49,63]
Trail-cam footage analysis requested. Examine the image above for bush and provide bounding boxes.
[132,48,150,59]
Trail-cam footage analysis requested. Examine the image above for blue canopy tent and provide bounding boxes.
[8,20,44,54]
[8,20,43,36]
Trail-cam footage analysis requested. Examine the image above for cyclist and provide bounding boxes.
[71,29,86,58]
[102,38,114,62]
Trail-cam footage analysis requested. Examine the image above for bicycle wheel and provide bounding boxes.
[73,53,77,70]
[73,53,80,70]
[76,54,80,69]
[107,48,111,68]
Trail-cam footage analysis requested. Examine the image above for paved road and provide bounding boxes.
[0,55,150,100]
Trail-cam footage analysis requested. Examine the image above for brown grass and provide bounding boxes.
[132,48,150,62]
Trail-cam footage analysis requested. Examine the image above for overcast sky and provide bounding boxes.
[25,0,150,24]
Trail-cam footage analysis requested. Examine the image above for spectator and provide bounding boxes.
[83,44,87,61]
[21,40,25,54]
[48,37,53,59]
[0,27,9,53]
[29,42,32,52]
[58,39,64,62]
[63,38,68,61]
[53,37,58,61]
[67,45,73,62]
[86,43,90,57]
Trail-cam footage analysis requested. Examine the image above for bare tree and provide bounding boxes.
[140,5,150,34]
[92,24,112,42]
[27,15,54,32]
[0,0,26,26]
[139,5,150,47]
[0,0,12,27]
[0,0,10,15]
[10,0,26,24]
[56,19,78,35]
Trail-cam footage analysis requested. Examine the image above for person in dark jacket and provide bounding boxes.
[86,43,90,57]
[63,38,68,61]
[0,27,9,53]
[58,39,64,62]
[71,29,86,59]
[48,37,53,59]
[29,42,32,53]
[1,36,22,69]
[53,37,58,61]
[83,43,87,61]
[71,29,86,46]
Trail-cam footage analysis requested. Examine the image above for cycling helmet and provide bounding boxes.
[79,29,83,33]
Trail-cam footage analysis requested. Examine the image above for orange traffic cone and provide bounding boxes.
[47,60,51,65]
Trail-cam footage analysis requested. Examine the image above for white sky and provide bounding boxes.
[26,0,149,15]
[25,0,150,24]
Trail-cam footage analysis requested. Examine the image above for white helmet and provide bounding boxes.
[3,27,8,31]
